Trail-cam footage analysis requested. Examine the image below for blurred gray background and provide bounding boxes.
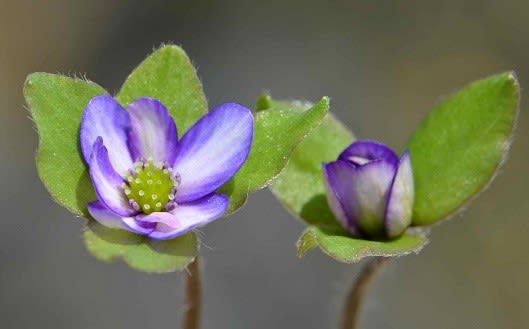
[1,1,528,328]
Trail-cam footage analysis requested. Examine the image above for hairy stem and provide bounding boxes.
[183,257,202,329]
[340,257,390,329]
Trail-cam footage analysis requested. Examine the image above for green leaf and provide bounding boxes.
[269,105,354,228]
[84,222,197,273]
[221,96,330,214]
[269,99,429,262]
[297,226,428,262]
[407,72,520,225]
[117,45,208,133]
[24,73,107,217]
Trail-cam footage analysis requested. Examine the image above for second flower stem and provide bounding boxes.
[340,257,390,329]
[184,257,202,329]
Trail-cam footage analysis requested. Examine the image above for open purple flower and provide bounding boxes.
[323,140,414,239]
[80,96,253,240]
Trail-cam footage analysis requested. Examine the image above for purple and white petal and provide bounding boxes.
[87,201,154,235]
[89,137,135,216]
[87,201,127,229]
[172,103,253,202]
[346,160,396,237]
[338,140,399,167]
[135,211,180,238]
[80,95,133,175]
[127,98,178,164]
[322,162,360,235]
[384,151,414,238]
[324,159,396,238]
[145,193,229,240]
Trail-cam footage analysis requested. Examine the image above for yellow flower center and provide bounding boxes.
[123,160,178,214]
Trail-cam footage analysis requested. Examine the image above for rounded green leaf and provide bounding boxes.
[269,105,353,228]
[117,44,208,133]
[297,226,428,262]
[84,222,197,273]
[24,73,107,217]
[407,72,520,225]
[221,96,330,214]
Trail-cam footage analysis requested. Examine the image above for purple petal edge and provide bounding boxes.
[127,97,178,164]
[80,95,133,175]
[89,137,135,217]
[87,201,154,235]
[172,103,254,203]
[338,140,399,166]
[147,193,229,240]
[322,161,361,235]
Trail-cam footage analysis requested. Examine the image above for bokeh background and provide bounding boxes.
[1,1,528,328]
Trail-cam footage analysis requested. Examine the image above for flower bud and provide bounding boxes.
[323,140,414,239]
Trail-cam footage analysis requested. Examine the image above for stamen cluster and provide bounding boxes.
[123,159,179,214]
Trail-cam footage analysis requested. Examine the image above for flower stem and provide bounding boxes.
[184,257,202,329]
[340,257,390,329]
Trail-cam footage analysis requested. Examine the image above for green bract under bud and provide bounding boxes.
[124,160,178,214]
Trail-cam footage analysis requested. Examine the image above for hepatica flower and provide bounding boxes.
[81,96,253,240]
[323,140,414,239]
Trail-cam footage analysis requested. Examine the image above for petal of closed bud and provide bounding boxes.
[323,161,361,235]
[345,160,396,238]
[384,151,414,238]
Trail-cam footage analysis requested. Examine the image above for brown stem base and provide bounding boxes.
[183,257,202,329]
[340,257,390,329]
